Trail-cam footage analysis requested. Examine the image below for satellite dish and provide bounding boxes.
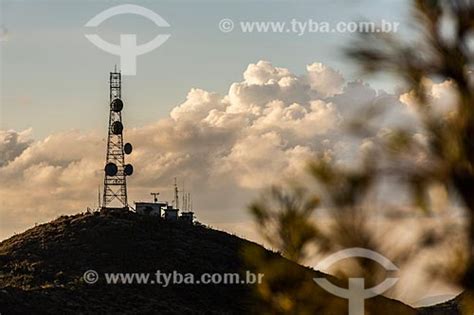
[124,143,133,154]
[111,121,123,135]
[105,162,118,176]
[111,98,123,112]
[124,164,134,176]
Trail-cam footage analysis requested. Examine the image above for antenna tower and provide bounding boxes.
[102,70,134,209]
[174,177,179,209]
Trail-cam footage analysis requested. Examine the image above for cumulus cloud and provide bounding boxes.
[0,129,33,167]
[400,79,459,116]
[305,62,345,97]
[0,130,103,213]
[0,60,411,240]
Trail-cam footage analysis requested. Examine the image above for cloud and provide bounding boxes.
[400,79,459,117]
[0,130,103,227]
[0,129,33,167]
[0,60,408,240]
[243,60,292,85]
[305,62,345,97]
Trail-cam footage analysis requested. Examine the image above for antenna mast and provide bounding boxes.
[183,192,187,211]
[182,180,186,211]
[102,69,134,210]
[188,192,191,211]
[150,192,160,203]
[174,177,179,209]
[98,185,101,209]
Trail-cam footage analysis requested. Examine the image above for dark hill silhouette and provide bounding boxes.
[0,211,459,314]
[417,292,471,315]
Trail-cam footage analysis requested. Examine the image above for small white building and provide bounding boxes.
[164,206,179,221]
[135,202,166,217]
[179,211,194,224]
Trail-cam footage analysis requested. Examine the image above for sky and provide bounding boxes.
[0,0,420,237]
[0,0,411,138]
[1,0,468,304]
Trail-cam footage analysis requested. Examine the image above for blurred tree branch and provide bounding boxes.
[348,0,474,291]
[247,0,474,313]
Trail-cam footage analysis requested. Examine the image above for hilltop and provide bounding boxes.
[0,211,458,314]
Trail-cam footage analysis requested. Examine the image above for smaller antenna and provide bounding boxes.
[174,177,179,209]
[98,185,101,209]
[188,193,191,211]
[182,179,186,211]
[150,192,160,203]
[185,192,188,211]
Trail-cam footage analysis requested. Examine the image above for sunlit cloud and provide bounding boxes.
[0,60,454,241]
